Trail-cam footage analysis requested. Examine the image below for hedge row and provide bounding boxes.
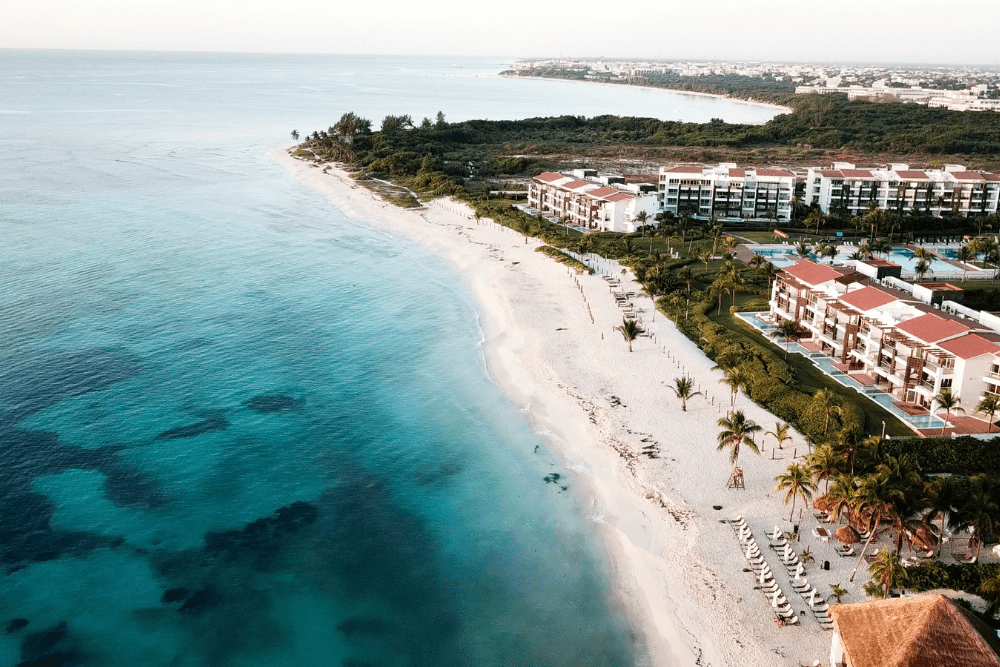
[882,435,1000,475]
[535,245,594,274]
[905,561,1000,596]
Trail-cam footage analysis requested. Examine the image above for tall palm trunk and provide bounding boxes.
[849,517,882,582]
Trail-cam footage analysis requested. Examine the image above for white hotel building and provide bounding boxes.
[527,170,658,233]
[804,163,1000,219]
[658,164,796,221]
[769,259,1000,434]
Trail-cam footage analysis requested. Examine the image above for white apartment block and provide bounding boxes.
[527,170,658,233]
[804,163,1000,219]
[658,164,795,221]
[770,259,1000,433]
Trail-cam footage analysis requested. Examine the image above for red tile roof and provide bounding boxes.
[534,172,566,183]
[561,180,592,190]
[587,187,618,198]
[729,168,746,177]
[896,170,928,179]
[861,259,902,268]
[895,313,971,344]
[838,286,899,312]
[841,169,874,178]
[938,334,1000,360]
[782,260,845,287]
[952,172,986,181]
[817,170,843,178]
[604,192,634,202]
[663,166,705,174]
[757,168,794,178]
[984,173,1000,182]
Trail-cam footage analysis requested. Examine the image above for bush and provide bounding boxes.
[882,436,1000,475]
[905,561,1000,595]
[535,246,594,274]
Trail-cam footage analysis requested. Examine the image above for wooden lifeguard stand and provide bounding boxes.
[727,467,745,490]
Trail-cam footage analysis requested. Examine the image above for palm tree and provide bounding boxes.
[867,550,908,598]
[719,366,750,409]
[616,318,643,352]
[976,394,1000,433]
[716,409,762,473]
[670,376,702,411]
[953,488,998,559]
[708,279,730,316]
[829,583,848,604]
[709,223,723,255]
[765,421,792,450]
[763,261,779,292]
[635,210,649,240]
[795,239,811,259]
[677,266,693,295]
[513,218,532,243]
[773,319,800,358]
[813,389,843,435]
[848,477,902,582]
[826,472,860,523]
[807,444,843,494]
[776,462,817,522]
[956,244,975,282]
[913,257,932,282]
[698,249,712,271]
[924,476,960,557]
[933,388,964,435]
[980,570,1000,618]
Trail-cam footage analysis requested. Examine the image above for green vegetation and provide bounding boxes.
[535,245,594,274]
[881,436,1000,475]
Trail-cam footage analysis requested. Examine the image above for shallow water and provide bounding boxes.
[0,52,777,667]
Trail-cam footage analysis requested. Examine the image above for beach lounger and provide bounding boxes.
[791,580,811,593]
[767,526,783,541]
[837,546,855,557]
[783,614,799,626]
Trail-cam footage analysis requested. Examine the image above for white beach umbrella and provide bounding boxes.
[771,590,782,607]
[782,544,792,560]
[794,563,805,579]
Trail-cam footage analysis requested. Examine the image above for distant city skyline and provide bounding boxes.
[3,0,999,66]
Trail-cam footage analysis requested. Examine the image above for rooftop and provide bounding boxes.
[937,333,1000,360]
[830,594,1000,667]
[895,313,971,344]
[838,286,899,312]
[782,259,847,287]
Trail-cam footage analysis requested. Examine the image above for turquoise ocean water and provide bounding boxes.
[0,52,777,667]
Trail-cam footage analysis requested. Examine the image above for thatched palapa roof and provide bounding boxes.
[813,494,833,511]
[835,525,860,545]
[830,594,1000,667]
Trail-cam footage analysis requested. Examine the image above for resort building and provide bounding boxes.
[803,163,1000,219]
[768,259,1000,433]
[527,170,658,233]
[658,164,795,221]
[829,595,1000,667]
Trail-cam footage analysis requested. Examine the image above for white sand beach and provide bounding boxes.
[274,149,836,667]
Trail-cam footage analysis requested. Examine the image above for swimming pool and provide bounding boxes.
[736,312,946,432]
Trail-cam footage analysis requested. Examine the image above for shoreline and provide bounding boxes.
[500,74,793,117]
[272,148,831,666]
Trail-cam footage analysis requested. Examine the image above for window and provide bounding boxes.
[941,378,953,389]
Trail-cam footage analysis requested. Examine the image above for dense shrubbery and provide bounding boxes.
[906,561,1000,595]
[535,246,594,274]
[882,436,1000,475]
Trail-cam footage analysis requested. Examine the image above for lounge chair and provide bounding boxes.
[791,579,811,592]
[838,546,855,557]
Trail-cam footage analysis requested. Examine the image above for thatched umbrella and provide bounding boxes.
[836,525,861,545]
[907,527,939,552]
[813,494,833,511]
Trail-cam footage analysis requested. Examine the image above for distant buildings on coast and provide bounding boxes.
[528,162,1000,230]
[795,82,1000,112]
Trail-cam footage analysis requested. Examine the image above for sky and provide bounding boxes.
[3,0,999,66]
